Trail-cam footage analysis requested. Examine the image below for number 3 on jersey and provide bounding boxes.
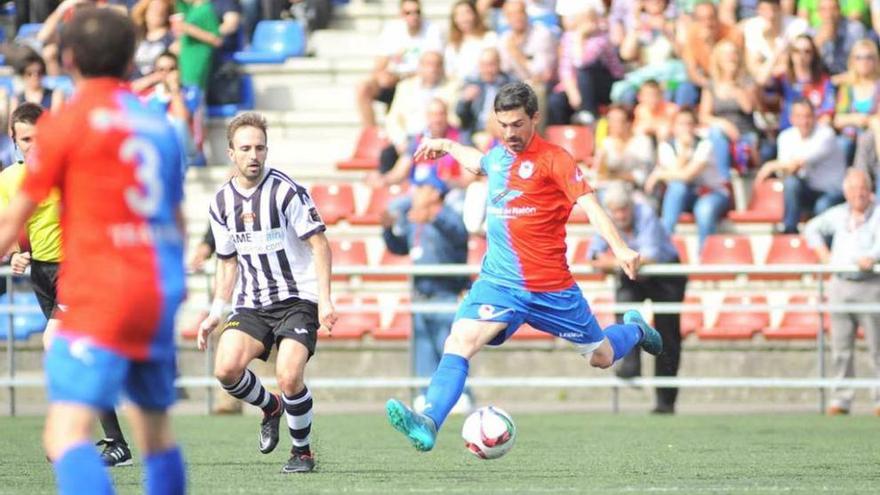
[120,136,164,218]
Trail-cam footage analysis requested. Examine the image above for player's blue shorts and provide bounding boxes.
[455,279,605,353]
[45,334,177,411]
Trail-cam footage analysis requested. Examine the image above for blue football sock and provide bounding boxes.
[423,353,469,430]
[144,446,186,495]
[603,324,643,362]
[54,442,113,495]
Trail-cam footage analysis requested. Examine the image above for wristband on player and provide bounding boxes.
[208,298,226,320]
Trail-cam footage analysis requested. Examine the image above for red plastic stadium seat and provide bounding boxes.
[309,183,355,225]
[728,179,784,223]
[363,249,411,282]
[680,295,703,337]
[545,125,594,166]
[375,298,411,340]
[697,294,768,340]
[763,295,821,340]
[752,235,819,281]
[671,235,690,264]
[329,240,368,282]
[511,323,553,340]
[349,183,408,225]
[570,238,607,282]
[695,235,754,281]
[336,127,389,171]
[325,296,378,340]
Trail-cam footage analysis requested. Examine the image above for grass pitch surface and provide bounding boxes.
[1,413,878,494]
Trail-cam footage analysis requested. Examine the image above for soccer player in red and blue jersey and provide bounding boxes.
[386,82,664,451]
[0,9,187,494]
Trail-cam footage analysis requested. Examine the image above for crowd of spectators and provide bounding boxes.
[362,0,880,256]
[0,0,331,168]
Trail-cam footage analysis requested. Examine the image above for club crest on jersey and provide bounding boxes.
[309,207,322,223]
[478,304,495,319]
[518,161,534,179]
[241,212,256,224]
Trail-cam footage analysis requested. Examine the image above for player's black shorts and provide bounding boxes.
[223,297,319,361]
[30,259,61,319]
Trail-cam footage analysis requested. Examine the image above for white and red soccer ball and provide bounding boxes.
[461,406,516,460]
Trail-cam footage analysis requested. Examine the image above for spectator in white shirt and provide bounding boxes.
[756,98,845,233]
[803,168,880,417]
[355,0,444,128]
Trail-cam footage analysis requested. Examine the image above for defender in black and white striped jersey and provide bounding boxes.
[210,165,323,309]
[197,112,338,475]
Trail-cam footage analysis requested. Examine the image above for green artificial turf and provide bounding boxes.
[1,413,878,494]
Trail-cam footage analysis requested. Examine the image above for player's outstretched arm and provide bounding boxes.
[414,138,485,176]
[197,256,237,350]
[307,232,338,335]
[0,194,36,257]
[576,193,640,280]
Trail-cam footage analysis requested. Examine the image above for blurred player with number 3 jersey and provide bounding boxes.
[0,8,187,495]
[0,102,135,467]
[385,82,665,452]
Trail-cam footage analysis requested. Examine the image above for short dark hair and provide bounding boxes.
[60,7,136,79]
[674,106,698,122]
[15,52,46,77]
[493,82,538,118]
[155,50,178,65]
[227,112,268,148]
[10,102,44,140]
[790,97,815,112]
[758,0,780,6]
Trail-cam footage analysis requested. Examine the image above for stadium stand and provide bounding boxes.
[696,294,769,340]
[233,20,307,64]
[349,183,407,225]
[336,127,389,171]
[544,125,593,168]
[310,183,356,225]
[695,235,755,281]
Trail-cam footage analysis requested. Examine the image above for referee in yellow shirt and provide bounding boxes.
[0,103,132,466]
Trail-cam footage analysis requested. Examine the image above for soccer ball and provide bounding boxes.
[461,406,516,460]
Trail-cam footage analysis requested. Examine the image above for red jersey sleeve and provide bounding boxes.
[548,148,593,203]
[21,115,66,204]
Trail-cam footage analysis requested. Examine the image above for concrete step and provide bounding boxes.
[202,112,365,166]
[252,79,360,112]
[310,29,382,58]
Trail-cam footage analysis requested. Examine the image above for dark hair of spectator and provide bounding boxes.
[606,103,634,122]
[758,0,780,6]
[155,50,178,65]
[786,34,827,82]
[449,0,488,49]
[640,79,661,91]
[60,7,136,79]
[10,102,44,140]
[674,106,698,122]
[790,97,815,112]
[15,52,46,77]
[493,82,538,118]
[227,112,268,148]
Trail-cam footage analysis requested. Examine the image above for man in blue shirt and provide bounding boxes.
[382,167,472,413]
[587,181,687,414]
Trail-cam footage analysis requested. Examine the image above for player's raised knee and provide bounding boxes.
[213,360,246,385]
[276,369,304,396]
